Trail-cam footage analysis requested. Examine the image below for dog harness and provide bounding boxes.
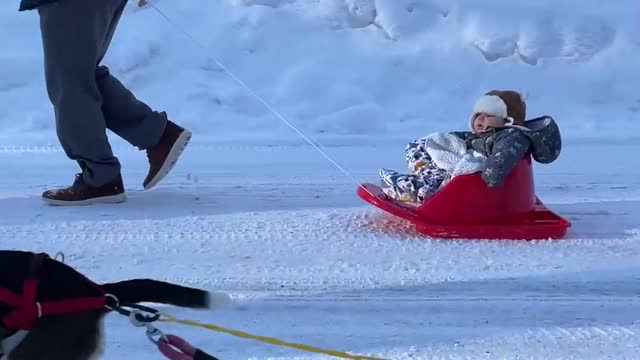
[0,252,108,332]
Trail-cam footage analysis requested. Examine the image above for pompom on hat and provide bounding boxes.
[469,90,527,131]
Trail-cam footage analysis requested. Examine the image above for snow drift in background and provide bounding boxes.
[0,0,638,146]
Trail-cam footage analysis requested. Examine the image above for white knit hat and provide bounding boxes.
[469,90,527,131]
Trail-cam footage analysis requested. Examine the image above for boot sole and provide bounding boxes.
[42,193,127,206]
[143,129,192,190]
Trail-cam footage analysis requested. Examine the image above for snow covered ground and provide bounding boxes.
[1,0,640,359]
[1,142,639,359]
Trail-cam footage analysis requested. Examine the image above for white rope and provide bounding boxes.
[144,2,374,197]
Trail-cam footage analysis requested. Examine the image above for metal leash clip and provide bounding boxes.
[128,308,168,345]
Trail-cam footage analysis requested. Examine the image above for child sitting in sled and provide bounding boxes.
[380,89,562,203]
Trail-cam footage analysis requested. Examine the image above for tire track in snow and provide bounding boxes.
[504,325,638,350]
[417,324,640,359]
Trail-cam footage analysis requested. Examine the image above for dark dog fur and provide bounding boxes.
[0,251,211,360]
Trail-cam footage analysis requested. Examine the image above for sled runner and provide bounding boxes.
[357,155,571,240]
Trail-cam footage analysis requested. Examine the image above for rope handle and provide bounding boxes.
[158,335,195,360]
[158,334,220,360]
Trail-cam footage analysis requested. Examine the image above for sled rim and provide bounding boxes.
[357,183,571,240]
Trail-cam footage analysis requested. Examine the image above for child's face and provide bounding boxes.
[473,113,505,133]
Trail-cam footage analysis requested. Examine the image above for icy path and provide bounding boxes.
[1,141,639,359]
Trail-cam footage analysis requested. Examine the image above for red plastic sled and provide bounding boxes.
[357,155,571,240]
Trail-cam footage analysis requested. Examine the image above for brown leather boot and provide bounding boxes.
[143,120,192,190]
[42,173,126,206]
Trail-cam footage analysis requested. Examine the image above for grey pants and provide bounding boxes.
[38,0,167,186]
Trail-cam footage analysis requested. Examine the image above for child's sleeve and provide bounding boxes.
[482,129,531,187]
[405,137,432,171]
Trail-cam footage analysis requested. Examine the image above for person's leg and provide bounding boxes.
[97,0,192,190]
[379,168,425,203]
[97,63,192,191]
[38,0,123,187]
[96,0,166,149]
[38,0,190,206]
[38,0,129,205]
[416,176,443,202]
[95,66,165,148]
[415,162,448,201]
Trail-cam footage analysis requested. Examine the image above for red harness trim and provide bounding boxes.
[0,253,107,331]
[0,288,22,307]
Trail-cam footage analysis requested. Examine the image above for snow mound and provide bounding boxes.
[1,0,638,147]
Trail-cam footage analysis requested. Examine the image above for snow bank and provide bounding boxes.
[0,0,638,147]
